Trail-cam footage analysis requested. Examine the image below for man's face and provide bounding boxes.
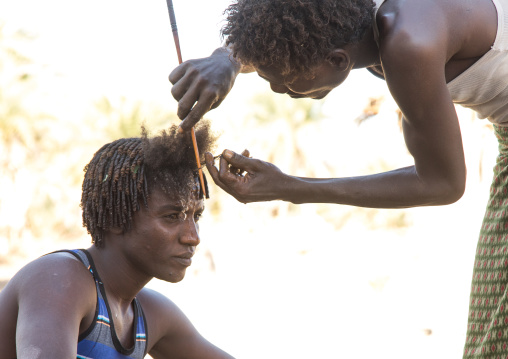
[256,60,350,100]
[120,186,204,283]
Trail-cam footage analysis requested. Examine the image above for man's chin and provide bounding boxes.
[160,270,186,283]
[288,92,328,100]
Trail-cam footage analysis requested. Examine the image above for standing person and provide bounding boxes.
[0,123,235,358]
[169,0,508,356]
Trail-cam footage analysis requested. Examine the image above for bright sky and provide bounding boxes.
[0,0,391,111]
[1,0,233,102]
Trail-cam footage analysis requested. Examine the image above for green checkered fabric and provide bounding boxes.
[464,125,508,358]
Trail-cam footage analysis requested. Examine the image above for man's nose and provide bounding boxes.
[270,82,289,94]
[180,218,200,246]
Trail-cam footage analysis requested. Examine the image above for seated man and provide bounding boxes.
[0,123,234,358]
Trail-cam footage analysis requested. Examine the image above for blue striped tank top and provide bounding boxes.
[62,249,148,359]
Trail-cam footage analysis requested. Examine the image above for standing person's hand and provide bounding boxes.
[205,149,292,203]
[169,48,242,132]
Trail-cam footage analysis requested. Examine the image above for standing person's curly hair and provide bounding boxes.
[221,0,376,79]
[81,121,217,246]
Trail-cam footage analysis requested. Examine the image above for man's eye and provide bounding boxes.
[165,213,180,220]
[194,213,203,222]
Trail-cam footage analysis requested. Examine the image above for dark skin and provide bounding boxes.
[0,187,234,359]
[169,0,497,208]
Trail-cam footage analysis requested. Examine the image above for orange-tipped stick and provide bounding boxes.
[166,0,207,198]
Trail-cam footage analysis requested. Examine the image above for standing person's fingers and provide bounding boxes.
[169,50,241,132]
[170,73,194,102]
[218,154,240,183]
[205,152,237,194]
[205,152,221,184]
[210,98,224,110]
[221,149,259,173]
[178,90,219,132]
[229,149,250,175]
[205,150,287,203]
[168,61,188,85]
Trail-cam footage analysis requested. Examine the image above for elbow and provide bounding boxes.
[439,183,465,205]
[428,178,466,205]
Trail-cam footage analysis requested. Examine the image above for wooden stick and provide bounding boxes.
[166,0,207,198]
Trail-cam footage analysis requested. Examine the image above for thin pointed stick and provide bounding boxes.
[166,0,207,198]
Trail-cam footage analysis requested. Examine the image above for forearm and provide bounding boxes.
[283,165,463,208]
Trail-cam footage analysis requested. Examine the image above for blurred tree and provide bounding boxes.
[0,23,61,261]
[91,96,180,140]
[354,96,385,126]
[220,90,413,231]
[217,92,329,219]
[247,92,325,178]
[0,22,182,264]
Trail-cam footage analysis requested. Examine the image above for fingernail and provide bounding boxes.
[178,126,185,134]
[223,149,233,159]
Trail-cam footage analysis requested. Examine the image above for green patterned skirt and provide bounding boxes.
[464,125,508,358]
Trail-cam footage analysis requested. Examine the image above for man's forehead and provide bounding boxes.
[256,65,306,85]
[149,187,204,211]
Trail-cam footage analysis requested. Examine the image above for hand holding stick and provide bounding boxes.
[166,0,207,198]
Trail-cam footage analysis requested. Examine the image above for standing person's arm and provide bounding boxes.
[169,47,254,132]
[204,13,466,208]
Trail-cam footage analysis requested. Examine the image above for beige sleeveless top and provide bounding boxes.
[373,0,508,125]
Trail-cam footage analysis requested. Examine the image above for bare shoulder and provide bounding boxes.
[8,251,95,297]
[375,0,452,94]
[1,252,93,301]
[377,0,495,59]
[0,251,97,357]
[4,251,97,323]
[377,0,448,52]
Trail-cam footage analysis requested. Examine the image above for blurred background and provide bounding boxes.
[0,0,500,358]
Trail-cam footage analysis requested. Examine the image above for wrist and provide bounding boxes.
[211,47,242,75]
[279,174,305,204]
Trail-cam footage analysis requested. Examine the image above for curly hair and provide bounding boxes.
[222,0,376,79]
[81,121,217,246]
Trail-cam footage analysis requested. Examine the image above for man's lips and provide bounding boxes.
[173,252,194,267]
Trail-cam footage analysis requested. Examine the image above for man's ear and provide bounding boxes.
[327,49,351,72]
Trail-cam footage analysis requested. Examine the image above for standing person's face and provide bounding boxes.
[119,186,204,283]
[256,57,351,100]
